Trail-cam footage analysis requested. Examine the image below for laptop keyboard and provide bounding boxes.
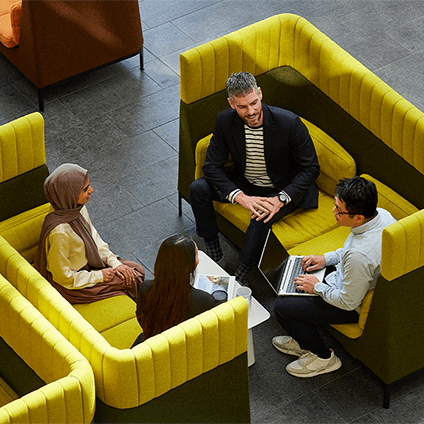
[285,256,306,293]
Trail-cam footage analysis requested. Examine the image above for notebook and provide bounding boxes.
[258,230,326,296]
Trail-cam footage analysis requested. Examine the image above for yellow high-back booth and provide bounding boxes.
[0,274,95,423]
[0,113,251,423]
[178,13,424,408]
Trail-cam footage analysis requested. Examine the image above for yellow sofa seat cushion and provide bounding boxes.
[215,190,340,251]
[288,225,351,257]
[0,203,50,263]
[330,290,374,339]
[74,295,141,349]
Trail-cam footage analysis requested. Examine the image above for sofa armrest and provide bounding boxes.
[131,297,248,408]
[0,112,48,222]
[381,209,424,281]
[0,275,95,423]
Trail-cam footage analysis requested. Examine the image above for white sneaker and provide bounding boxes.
[272,336,309,357]
[286,350,342,378]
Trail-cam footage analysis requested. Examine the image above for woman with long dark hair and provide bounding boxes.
[35,163,145,304]
[133,235,217,345]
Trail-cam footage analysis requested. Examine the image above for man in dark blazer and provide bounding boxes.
[189,72,320,285]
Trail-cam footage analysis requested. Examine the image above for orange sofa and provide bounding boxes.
[0,0,143,111]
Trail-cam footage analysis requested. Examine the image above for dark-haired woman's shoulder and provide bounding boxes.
[187,287,217,319]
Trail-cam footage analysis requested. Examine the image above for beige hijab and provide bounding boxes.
[35,164,105,279]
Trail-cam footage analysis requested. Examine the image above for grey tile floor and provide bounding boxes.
[1,0,424,422]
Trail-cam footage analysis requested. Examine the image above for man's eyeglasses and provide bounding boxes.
[334,205,359,216]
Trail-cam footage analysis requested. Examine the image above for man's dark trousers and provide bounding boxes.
[189,176,296,267]
[273,293,359,356]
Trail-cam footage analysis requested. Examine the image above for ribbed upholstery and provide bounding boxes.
[0,235,248,409]
[0,275,95,423]
[0,113,49,223]
[0,112,45,183]
[180,13,424,406]
[381,209,424,281]
[180,13,424,176]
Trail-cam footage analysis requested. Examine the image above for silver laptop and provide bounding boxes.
[258,230,326,296]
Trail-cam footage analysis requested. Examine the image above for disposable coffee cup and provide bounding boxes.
[236,286,252,309]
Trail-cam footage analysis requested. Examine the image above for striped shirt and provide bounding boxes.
[244,125,274,187]
[226,124,291,205]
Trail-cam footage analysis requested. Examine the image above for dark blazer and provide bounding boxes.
[202,103,320,209]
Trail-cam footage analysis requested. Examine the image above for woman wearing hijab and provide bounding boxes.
[35,163,144,304]
[132,235,217,346]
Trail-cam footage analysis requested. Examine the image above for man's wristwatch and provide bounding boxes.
[278,192,289,205]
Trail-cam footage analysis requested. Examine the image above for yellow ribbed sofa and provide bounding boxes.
[0,274,95,423]
[0,113,251,423]
[178,13,424,407]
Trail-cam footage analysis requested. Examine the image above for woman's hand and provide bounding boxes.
[101,268,116,282]
[115,264,136,286]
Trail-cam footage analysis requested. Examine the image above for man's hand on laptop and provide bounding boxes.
[302,255,326,272]
[294,274,319,293]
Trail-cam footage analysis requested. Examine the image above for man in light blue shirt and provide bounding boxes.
[272,176,396,378]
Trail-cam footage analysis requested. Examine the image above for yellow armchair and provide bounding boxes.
[0,274,95,423]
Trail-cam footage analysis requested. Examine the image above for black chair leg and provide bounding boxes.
[140,48,144,70]
[178,192,183,217]
[383,383,391,409]
[37,88,45,112]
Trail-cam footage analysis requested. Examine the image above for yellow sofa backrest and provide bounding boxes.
[180,13,424,177]
[0,235,248,409]
[0,112,45,183]
[0,112,49,261]
[0,274,95,423]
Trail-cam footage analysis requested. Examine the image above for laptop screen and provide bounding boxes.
[258,229,290,293]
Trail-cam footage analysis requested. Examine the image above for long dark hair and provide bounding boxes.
[136,235,198,339]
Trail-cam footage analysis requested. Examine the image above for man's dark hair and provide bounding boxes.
[335,176,378,218]
[226,72,259,99]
